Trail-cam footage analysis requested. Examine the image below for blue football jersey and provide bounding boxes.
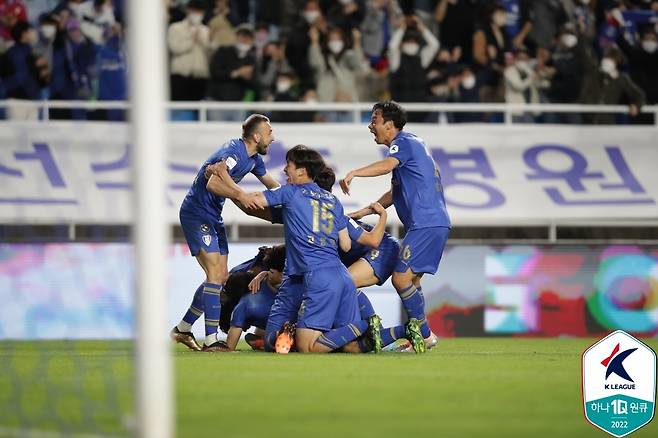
[229,281,277,330]
[263,183,348,275]
[386,131,451,230]
[180,138,267,220]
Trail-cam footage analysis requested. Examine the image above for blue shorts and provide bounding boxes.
[395,226,450,275]
[297,265,360,332]
[179,209,229,256]
[265,275,305,335]
[362,235,400,285]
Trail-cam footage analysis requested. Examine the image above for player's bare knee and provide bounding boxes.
[392,274,411,292]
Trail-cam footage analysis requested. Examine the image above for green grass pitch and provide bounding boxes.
[1,338,657,437]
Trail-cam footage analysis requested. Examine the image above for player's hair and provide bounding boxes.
[218,272,256,333]
[242,114,270,140]
[263,245,286,272]
[372,101,407,130]
[285,145,325,180]
[315,167,335,192]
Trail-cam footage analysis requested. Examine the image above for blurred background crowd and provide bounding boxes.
[1,0,657,123]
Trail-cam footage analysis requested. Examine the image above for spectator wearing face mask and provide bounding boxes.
[167,0,209,104]
[388,14,439,119]
[543,25,586,123]
[453,65,483,123]
[97,23,126,121]
[286,0,324,91]
[269,71,304,122]
[33,14,59,86]
[472,5,511,105]
[207,24,256,121]
[617,27,658,124]
[308,25,368,121]
[258,40,293,101]
[580,45,646,124]
[504,49,546,123]
[2,21,43,119]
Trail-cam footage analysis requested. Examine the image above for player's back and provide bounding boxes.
[231,282,277,330]
[181,138,265,219]
[388,131,451,230]
[279,183,347,275]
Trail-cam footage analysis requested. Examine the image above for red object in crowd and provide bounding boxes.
[0,0,29,22]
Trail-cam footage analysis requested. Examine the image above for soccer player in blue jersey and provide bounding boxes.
[221,245,285,351]
[171,114,281,352]
[340,101,452,353]
[239,166,390,352]
[208,145,373,353]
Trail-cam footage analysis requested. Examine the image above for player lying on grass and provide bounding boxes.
[207,145,378,353]
[219,245,286,351]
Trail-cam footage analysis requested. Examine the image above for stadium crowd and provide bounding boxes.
[1,0,657,123]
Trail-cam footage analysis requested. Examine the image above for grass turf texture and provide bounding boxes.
[1,338,657,437]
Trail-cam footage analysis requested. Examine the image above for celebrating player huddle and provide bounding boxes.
[171,101,451,354]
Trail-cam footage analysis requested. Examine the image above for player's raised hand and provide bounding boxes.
[248,271,269,293]
[369,202,386,215]
[339,172,354,195]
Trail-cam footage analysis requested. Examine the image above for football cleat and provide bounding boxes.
[405,318,426,354]
[424,332,439,350]
[170,326,202,351]
[368,314,383,354]
[275,322,296,354]
[202,340,231,352]
[382,339,414,353]
[245,333,265,351]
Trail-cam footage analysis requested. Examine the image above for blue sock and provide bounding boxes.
[399,285,430,338]
[182,283,204,326]
[417,287,431,338]
[203,282,222,336]
[264,330,277,352]
[316,321,369,351]
[381,325,406,347]
[357,290,376,319]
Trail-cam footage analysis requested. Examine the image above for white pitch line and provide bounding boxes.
[0,427,126,438]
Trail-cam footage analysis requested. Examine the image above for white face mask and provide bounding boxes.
[401,42,419,56]
[328,40,344,54]
[462,75,476,89]
[580,0,590,4]
[600,58,617,75]
[303,10,320,24]
[276,80,292,93]
[305,97,318,104]
[236,42,252,54]
[339,0,353,4]
[561,34,578,49]
[642,40,658,53]
[41,24,57,39]
[187,13,203,26]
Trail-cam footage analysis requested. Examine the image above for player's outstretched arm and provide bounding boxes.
[232,199,274,222]
[257,173,281,190]
[226,326,243,350]
[355,202,388,249]
[339,157,399,195]
[348,189,393,219]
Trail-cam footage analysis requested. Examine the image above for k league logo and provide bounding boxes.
[582,331,657,437]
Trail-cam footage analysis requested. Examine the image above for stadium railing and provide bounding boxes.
[1,100,657,125]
